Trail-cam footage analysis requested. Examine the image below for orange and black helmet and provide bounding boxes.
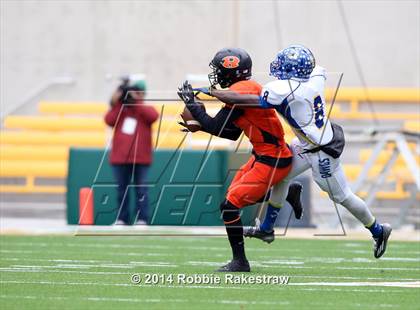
[208,48,252,88]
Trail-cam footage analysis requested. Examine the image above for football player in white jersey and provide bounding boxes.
[209,45,391,258]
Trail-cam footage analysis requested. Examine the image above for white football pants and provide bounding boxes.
[271,138,375,226]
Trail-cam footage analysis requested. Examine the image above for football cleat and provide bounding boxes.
[286,182,304,219]
[244,219,275,244]
[216,259,250,272]
[373,223,392,258]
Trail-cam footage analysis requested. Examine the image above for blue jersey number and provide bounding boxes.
[313,95,324,129]
[259,90,271,108]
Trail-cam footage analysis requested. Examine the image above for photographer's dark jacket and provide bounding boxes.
[104,100,159,165]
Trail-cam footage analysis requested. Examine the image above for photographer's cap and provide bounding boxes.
[131,80,146,92]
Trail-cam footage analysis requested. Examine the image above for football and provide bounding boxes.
[181,103,205,132]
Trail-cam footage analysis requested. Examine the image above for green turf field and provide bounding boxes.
[0,235,419,309]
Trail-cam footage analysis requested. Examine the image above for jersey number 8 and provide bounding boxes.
[313,95,324,129]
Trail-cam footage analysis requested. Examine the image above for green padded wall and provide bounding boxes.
[67,148,258,225]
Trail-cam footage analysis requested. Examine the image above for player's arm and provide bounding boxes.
[194,86,261,107]
[211,89,260,107]
[187,104,243,140]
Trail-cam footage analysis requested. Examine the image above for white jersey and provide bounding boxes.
[260,66,333,150]
[264,67,374,222]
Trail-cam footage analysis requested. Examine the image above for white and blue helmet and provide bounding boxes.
[270,45,315,81]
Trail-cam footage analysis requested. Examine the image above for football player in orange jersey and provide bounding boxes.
[178,48,302,272]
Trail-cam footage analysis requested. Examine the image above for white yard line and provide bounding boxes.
[2,258,419,271]
[1,279,419,290]
[289,281,420,288]
[0,268,129,275]
[5,261,178,269]
[0,258,114,263]
[2,249,418,264]
[0,294,290,306]
[293,275,420,281]
[0,249,172,257]
[2,241,419,258]
[381,257,420,262]
[0,280,262,290]
[335,266,420,271]
[2,222,418,241]
[185,261,420,271]
[296,288,403,294]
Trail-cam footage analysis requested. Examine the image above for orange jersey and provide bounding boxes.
[228,80,291,159]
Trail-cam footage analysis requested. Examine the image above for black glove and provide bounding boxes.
[177,80,195,104]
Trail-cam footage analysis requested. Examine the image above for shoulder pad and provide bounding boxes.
[262,80,300,105]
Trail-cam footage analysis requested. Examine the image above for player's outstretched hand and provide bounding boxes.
[177,80,195,104]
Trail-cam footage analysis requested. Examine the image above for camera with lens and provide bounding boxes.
[118,76,147,104]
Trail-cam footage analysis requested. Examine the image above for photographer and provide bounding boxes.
[104,80,159,225]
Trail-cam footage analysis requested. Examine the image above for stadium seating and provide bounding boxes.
[0,131,107,146]
[0,160,67,193]
[38,101,108,115]
[404,120,420,133]
[4,116,106,131]
[0,145,69,161]
[339,143,418,200]
[342,164,413,199]
[358,149,420,166]
[325,88,420,120]
[325,87,420,101]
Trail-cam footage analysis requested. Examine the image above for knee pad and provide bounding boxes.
[329,192,345,204]
[220,200,240,224]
